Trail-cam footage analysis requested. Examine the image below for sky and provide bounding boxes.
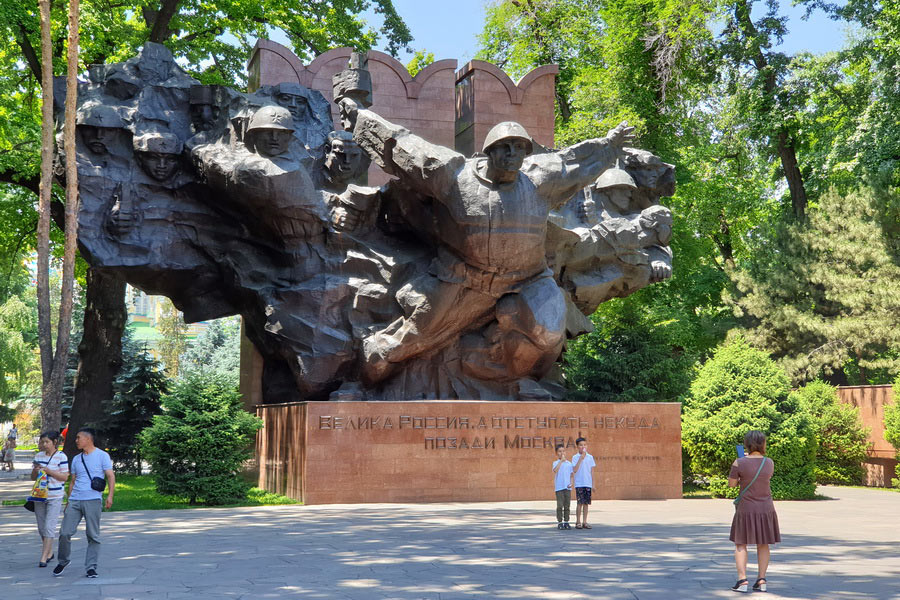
[365,0,852,66]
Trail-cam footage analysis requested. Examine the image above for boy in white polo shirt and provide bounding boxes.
[552,444,574,529]
[571,436,596,529]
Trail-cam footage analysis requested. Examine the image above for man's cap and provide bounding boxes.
[76,104,125,128]
[247,105,295,133]
[482,122,534,155]
[133,132,183,154]
[594,168,637,191]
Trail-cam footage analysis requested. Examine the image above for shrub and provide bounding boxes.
[790,380,869,485]
[886,380,900,486]
[139,372,262,505]
[564,300,695,402]
[683,336,817,499]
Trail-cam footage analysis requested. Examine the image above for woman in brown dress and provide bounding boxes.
[728,430,780,593]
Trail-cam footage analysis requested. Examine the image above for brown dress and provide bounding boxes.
[729,456,781,545]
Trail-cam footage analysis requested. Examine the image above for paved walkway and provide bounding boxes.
[1,481,898,600]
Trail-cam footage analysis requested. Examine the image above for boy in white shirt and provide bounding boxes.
[571,436,596,529]
[552,444,574,529]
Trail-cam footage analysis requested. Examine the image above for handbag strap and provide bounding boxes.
[44,450,57,471]
[80,453,94,479]
[734,457,768,505]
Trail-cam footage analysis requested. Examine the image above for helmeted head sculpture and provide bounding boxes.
[482,122,534,182]
[246,105,295,158]
[133,132,183,181]
[77,105,126,155]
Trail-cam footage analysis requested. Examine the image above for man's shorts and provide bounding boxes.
[576,486,592,504]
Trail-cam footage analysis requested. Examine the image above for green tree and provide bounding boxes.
[717,0,810,220]
[563,298,695,402]
[405,49,434,76]
[729,188,900,385]
[0,296,33,421]
[156,298,188,378]
[790,380,868,485]
[139,372,262,505]
[682,336,817,499]
[97,330,168,474]
[884,380,900,480]
[181,316,241,384]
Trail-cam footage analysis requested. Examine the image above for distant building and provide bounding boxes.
[126,286,209,351]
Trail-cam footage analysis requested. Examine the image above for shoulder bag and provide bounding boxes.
[733,457,768,508]
[80,453,107,492]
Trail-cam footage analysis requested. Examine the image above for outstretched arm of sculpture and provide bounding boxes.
[536,122,636,208]
[340,98,465,202]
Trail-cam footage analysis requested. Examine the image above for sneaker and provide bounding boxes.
[557,522,564,529]
[86,568,98,578]
[564,522,572,530]
[52,563,67,577]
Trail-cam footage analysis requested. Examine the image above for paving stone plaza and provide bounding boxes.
[1,466,898,600]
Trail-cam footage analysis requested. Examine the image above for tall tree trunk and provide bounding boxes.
[42,0,82,433]
[776,130,807,221]
[36,0,56,429]
[733,0,808,221]
[63,270,127,459]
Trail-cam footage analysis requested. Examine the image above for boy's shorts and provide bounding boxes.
[576,486,592,504]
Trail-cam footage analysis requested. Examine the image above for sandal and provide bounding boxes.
[582,523,592,529]
[753,578,767,592]
[731,579,748,593]
[575,523,583,529]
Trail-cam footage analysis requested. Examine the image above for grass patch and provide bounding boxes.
[3,475,299,510]
[682,482,713,499]
[828,484,900,493]
[109,474,301,511]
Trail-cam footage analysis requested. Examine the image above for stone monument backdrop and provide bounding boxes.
[63,42,675,404]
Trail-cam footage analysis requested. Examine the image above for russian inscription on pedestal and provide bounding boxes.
[257,401,681,505]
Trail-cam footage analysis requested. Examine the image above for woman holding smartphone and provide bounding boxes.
[728,430,780,593]
[31,431,69,567]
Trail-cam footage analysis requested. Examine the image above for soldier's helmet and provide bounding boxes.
[133,132,182,154]
[247,105,295,133]
[76,104,126,128]
[594,168,637,191]
[482,122,534,155]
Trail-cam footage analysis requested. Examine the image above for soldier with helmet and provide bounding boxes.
[339,99,635,386]
[133,132,183,183]
[76,105,127,156]
[245,105,296,160]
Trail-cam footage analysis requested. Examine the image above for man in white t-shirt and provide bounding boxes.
[552,444,574,529]
[53,428,115,579]
[571,436,596,529]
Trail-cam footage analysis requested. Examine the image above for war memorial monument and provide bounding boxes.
[63,41,682,504]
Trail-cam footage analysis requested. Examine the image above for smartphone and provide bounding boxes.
[736,444,745,458]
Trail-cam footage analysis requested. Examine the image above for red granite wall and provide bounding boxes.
[257,401,682,505]
[837,385,898,487]
[454,60,558,157]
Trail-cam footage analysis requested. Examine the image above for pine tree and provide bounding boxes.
[729,187,900,385]
[98,332,168,474]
